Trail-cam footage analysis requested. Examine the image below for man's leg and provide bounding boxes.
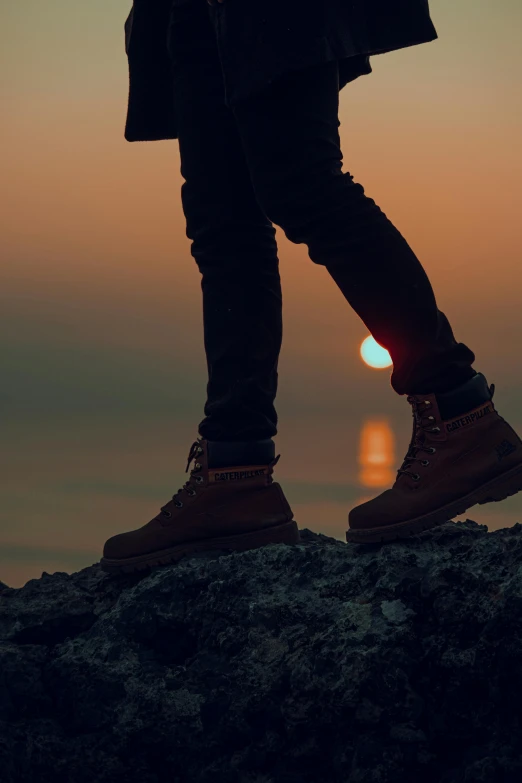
[230,59,477,395]
[169,0,283,445]
[227,59,522,544]
[100,0,301,574]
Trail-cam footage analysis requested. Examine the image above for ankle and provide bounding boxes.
[206,438,276,469]
[435,372,492,420]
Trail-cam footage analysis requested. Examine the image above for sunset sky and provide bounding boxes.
[2,0,522,587]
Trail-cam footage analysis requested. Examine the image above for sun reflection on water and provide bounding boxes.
[357,418,396,489]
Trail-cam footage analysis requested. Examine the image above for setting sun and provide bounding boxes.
[360,335,393,369]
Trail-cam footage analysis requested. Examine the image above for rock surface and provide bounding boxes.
[1,520,522,783]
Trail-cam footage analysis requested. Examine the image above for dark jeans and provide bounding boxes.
[168,0,476,443]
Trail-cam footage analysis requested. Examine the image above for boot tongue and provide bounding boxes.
[411,400,429,449]
[185,440,201,473]
[396,405,426,480]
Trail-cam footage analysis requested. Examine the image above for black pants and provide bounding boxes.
[168,0,476,443]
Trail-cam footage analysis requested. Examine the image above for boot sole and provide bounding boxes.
[100,519,300,574]
[346,461,522,544]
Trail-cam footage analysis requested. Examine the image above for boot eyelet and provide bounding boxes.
[432,427,441,433]
[412,473,420,481]
[161,510,172,518]
[428,416,434,420]
[187,489,196,496]
[196,476,204,483]
[197,447,203,454]
[420,460,430,466]
[194,463,201,470]
[424,401,431,406]
[428,447,436,453]
[174,500,183,508]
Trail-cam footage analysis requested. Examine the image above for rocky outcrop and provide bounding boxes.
[1,520,522,783]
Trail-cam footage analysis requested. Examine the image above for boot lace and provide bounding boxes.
[397,382,496,482]
[396,397,441,483]
[160,440,204,518]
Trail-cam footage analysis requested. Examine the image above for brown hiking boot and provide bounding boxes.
[346,372,522,543]
[100,438,300,573]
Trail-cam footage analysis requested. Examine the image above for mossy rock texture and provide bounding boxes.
[1,520,522,783]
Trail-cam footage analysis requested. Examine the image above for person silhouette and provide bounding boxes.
[100,0,522,573]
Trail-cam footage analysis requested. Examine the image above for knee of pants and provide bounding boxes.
[251,166,365,246]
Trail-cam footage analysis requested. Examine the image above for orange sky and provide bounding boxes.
[2,0,522,586]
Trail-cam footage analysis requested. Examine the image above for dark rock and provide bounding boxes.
[1,519,522,783]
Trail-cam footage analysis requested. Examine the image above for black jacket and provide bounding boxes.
[124,0,438,143]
